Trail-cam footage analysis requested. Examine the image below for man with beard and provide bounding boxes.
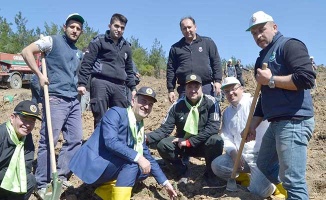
[22,13,85,199]
[78,13,136,127]
[246,11,315,199]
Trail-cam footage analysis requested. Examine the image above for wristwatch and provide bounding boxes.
[268,76,275,88]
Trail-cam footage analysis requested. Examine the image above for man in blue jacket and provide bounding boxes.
[246,11,315,200]
[69,87,177,200]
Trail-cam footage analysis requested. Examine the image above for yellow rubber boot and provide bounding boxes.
[94,180,117,200]
[235,173,250,187]
[111,186,132,200]
[273,183,287,199]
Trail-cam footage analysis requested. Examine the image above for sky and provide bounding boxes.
[1,0,325,66]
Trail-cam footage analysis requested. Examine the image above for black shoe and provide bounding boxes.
[203,172,227,188]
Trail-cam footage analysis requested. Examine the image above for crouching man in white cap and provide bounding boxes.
[211,77,284,198]
[0,100,41,200]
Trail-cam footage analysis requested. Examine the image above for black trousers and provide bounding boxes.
[0,173,36,200]
[90,77,129,127]
[157,134,224,176]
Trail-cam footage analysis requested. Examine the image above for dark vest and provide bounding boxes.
[256,32,314,120]
[45,35,82,98]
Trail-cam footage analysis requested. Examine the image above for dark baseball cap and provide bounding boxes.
[66,13,85,25]
[185,74,202,84]
[136,87,157,102]
[14,100,41,121]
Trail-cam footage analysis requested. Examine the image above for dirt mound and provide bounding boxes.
[0,68,325,200]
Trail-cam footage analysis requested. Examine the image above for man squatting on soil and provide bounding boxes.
[146,74,225,186]
[211,77,286,198]
[0,100,42,200]
[246,11,315,200]
[22,13,85,199]
[69,87,177,200]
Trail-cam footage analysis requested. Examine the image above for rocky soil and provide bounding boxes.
[0,68,325,200]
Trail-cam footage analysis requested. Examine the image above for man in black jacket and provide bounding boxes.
[147,74,224,186]
[78,13,136,127]
[167,16,223,103]
[0,100,41,200]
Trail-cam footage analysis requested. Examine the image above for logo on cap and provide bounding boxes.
[146,88,153,94]
[30,105,37,113]
[190,75,197,80]
[252,17,256,22]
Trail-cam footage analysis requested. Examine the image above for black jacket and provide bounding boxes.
[78,30,136,90]
[0,123,34,181]
[166,34,222,92]
[147,95,221,147]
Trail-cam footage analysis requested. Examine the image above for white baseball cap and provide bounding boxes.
[246,11,274,31]
[221,77,241,89]
[228,59,232,62]
[310,56,314,59]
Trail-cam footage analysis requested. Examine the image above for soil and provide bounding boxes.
[0,69,325,200]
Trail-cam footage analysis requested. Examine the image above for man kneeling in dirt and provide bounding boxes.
[69,87,177,200]
[146,74,225,186]
[0,100,41,200]
[211,77,286,198]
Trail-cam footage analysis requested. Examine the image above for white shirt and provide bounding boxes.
[34,36,53,53]
[221,93,269,162]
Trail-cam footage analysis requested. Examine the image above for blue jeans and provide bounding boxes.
[35,96,83,189]
[257,117,314,200]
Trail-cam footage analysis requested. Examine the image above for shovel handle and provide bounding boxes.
[40,35,57,173]
[230,63,268,179]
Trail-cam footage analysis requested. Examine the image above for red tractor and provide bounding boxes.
[0,52,40,89]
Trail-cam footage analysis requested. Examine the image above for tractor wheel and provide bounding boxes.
[8,74,22,89]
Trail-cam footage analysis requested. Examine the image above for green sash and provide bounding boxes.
[127,107,144,155]
[183,95,203,139]
[0,121,27,193]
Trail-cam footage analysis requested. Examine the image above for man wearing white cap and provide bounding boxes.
[211,77,283,198]
[246,11,316,199]
[22,13,85,198]
[224,59,236,78]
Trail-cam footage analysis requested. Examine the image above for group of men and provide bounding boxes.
[0,10,316,200]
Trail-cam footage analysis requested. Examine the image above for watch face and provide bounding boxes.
[268,80,275,88]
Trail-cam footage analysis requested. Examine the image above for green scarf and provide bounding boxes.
[0,121,27,193]
[183,95,203,139]
[127,107,144,155]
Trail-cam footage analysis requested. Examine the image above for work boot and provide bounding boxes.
[273,183,287,199]
[94,180,117,200]
[111,186,132,200]
[235,173,250,187]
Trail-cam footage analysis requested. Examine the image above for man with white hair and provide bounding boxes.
[246,11,315,199]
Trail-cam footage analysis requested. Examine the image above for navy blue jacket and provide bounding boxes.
[78,30,136,90]
[69,107,167,185]
[166,34,222,92]
[254,32,315,120]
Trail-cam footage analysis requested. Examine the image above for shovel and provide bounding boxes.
[40,35,63,200]
[226,63,268,192]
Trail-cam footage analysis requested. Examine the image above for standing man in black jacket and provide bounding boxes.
[234,59,246,86]
[147,74,224,187]
[167,16,223,103]
[78,13,136,127]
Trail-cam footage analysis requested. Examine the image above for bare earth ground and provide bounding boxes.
[0,69,325,200]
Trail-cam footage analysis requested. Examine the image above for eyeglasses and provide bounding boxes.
[15,113,36,123]
[223,85,242,94]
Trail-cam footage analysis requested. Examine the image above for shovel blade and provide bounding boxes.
[226,178,238,192]
[43,172,63,200]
